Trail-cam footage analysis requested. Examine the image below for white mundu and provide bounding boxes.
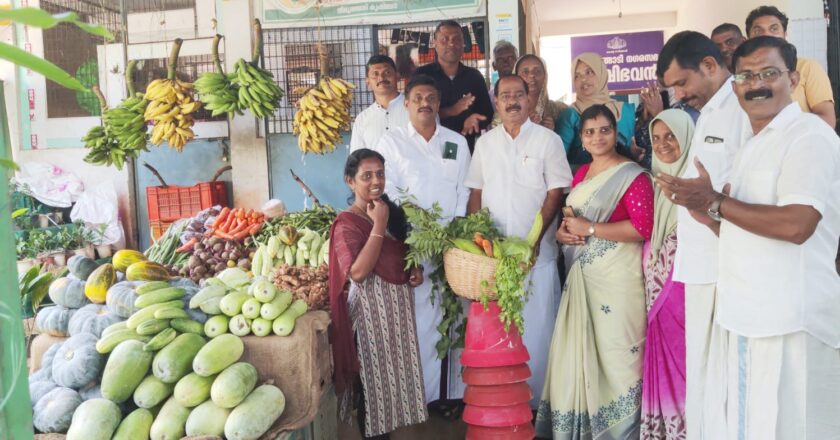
[350,94,409,152]
[375,122,471,402]
[464,119,572,407]
[716,103,840,439]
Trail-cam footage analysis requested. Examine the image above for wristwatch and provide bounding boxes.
[587,223,596,237]
[707,195,724,222]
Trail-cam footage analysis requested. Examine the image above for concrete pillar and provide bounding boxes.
[220,0,271,210]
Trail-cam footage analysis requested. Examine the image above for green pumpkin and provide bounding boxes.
[106,281,142,318]
[29,375,58,407]
[37,341,64,380]
[33,386,82,433]
[49,277,89,309]
[35,305,76,337]
[68,255,100,281]
[51,333,104,389]
[68,303,122,338]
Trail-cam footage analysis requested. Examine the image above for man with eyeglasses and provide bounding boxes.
[373,74,471,407]
[710,23,746,70]
[655,30,747,440]
[413,20,494,152]
[745,5,836,128]
[656,36,840,440]
[350,55,409,151]
[465,74,572,408]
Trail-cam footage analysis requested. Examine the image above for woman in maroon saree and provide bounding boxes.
[329,148,427,439]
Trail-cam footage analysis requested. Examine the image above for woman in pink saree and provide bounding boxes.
[640,109,695,439]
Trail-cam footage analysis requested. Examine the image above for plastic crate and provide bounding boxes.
[150,219,175,242]
[146,181,228,222]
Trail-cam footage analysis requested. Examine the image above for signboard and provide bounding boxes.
[570,31,663,92]
[259,0,484,28]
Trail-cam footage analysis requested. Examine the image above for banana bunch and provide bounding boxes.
[231,59,285,118]
[103,93,149,153]
[292,76,354,154]
[82,125,122,168]
[144,78,201,152]
[194,72,241,118]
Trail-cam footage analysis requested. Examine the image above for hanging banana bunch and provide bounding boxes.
[194,34,241,118]
[144,38,201,152]
[292,47,355,154]
[83,80,147,170]
[230,19,285,119]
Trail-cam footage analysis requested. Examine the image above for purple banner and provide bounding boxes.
[571,31,664,92]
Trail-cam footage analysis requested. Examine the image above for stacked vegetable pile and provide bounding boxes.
[403,206,542,355]
[252,226,329,276]
[205,207,265,242]
[189,267,309,338]
[272,265,329,311]
[181,236,252,283]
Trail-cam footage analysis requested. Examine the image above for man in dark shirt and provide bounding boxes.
[413,20,494,151]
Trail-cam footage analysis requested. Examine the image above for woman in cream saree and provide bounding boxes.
[536,104,653,439]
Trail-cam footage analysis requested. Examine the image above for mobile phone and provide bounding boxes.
[562,206,575,218]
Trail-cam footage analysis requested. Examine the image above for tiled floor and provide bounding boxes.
[337,412,467,439]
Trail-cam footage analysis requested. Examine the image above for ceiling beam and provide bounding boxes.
[540,11,678,36]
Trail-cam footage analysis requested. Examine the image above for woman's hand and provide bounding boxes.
[564,216,594,238]
[367,199,389,228]
[409,266,424,287]
[557,219,586,246]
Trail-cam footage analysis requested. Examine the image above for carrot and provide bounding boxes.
[175,237,198,253]
[232,229,250,241]
[214,230,234,240]
[211,207,230,229]
[249,223,262,234]
[236,209,246,220]
[473,232,486,248]
[229,220,249,235]
[221,210,236,232]
[481,239,493,258]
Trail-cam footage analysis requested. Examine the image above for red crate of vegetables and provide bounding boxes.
[144,163,231,222]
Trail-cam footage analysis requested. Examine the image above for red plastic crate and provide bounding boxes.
[150,219,174,242]
[146,181,228,222]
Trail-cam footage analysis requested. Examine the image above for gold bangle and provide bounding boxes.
[370,233,384,239]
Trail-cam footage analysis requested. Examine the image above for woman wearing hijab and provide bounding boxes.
[640,109,694,439]
[556,52,636,167]
[329,149,427,439]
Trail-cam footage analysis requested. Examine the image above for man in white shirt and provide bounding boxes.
[465,74,572,407]
[656,36,840,440]
[655,30,747,439]
[374,74,471,405]
[349,55,409,151]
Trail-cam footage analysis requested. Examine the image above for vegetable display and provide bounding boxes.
[181,236,251,282]
[206,207,265,242]
[145,220,189,269]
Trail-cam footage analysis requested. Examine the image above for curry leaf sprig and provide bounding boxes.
[403,202,449,270]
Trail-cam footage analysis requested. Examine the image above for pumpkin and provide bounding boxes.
[79,382,102,401]
[106,281,142,318]
[37,341,64,380]
[85,264,117,304]
[49,277,89,309]
[68,303,122,338]
[29,375,58,406]
[52,333,104,389]
[66,398,122,440]
[68,255,99,281]
[112,249,147,272]
[33,386,82,433]
[35,305,75,337]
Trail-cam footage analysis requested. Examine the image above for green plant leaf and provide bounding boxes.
[0,8,113,39]
[11,207,28,219]
[0,158,19,171]
[0,42,87,91]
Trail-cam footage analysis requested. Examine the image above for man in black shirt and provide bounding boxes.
[413,20,494,151]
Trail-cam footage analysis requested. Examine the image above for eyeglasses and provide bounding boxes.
[498,91,527,102]
[733,67,789,85]
[582,126,614,136]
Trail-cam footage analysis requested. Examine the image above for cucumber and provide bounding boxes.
[170,319,205,336]
[135,281,172,295]
[136,319,171,336]
[101,321,128,339]
[96,329,151,354]
[143,328,178,352]
[126,300,184,329]
[154,307,190,320]
[134,287,186,309]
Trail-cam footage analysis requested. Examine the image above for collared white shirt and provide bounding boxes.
[672,79,747,284]
[717,103,840,347]
[465,119,573,262]
[374,122,471,219]
[349,94,409,152]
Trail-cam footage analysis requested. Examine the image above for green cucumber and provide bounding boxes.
[154,307,190,320]
[126,300,184,329]
[170,319,205,336]
[96,329,151,354]
[143,328,178,352]
[135,281,172,295]
[134,287,186,309]
[136,319,171,336]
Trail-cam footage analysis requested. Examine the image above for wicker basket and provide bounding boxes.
[443,247,499,301]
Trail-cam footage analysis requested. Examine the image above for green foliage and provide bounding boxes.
[18,264,60,315]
